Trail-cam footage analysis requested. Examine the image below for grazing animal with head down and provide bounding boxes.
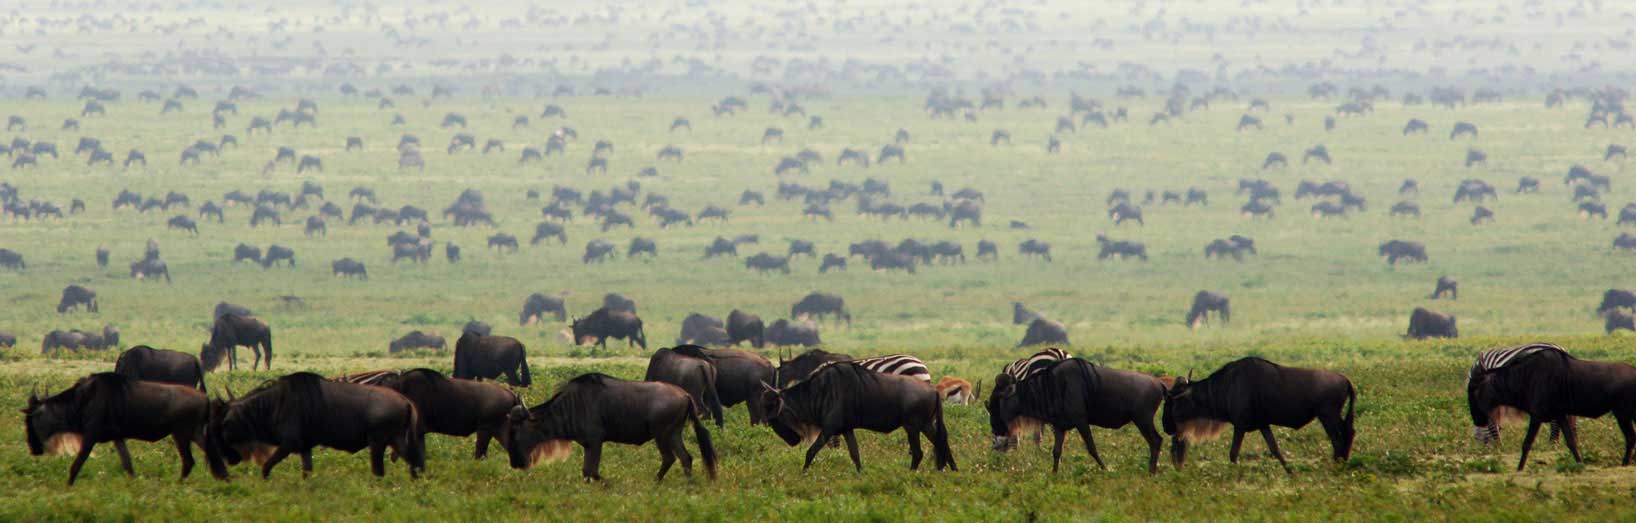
[452,332,531,387]
[388,331,446,353]
[1186,291,1230,329]
[570,307,648,351]
[1163,357,1356,474]
[200,314,272,371]
[1406,307,1458,339]
[1431,276,1459,300]
[503,373,717,481]
[23,373,226,485]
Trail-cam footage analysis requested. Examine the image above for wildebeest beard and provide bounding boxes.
[46,432,84,456]
[526,439,574,468]
[1174,418,1228,444]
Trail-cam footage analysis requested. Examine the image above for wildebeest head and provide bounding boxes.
[1465,368,1522,445]
[983,373,1038,451]
[502,376,613,470]
[20,387,80,456]
[1159,375,1228,449]
[756,381,818,447]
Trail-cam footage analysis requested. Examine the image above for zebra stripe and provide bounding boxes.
[333,369,399,386]
[812,355,931,382]
[1003,348,1071,382]
[1469,343,1568,383]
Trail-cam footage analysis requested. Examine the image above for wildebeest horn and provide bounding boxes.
[225,385,236,401]
[760,381,779,394]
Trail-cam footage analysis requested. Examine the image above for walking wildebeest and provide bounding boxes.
[336,369,519,459]
[792,292,851,324]
[205,372,424,479]
[760,362,956,472]
[1163,358,1356,473]
[115,345,206,391]
[645,346,726,427]
[23,373,226,485]
[1467,343,1636,470]
[503,373,717,481]
[1431,276,1459,300]
[1406,307,1458,339]
[570,307,648,350]
[519,293,569,324]
[452,332,531,386]
[389,331,446,353]
[1379,240,1428,265]
[1019,318,1069,347]
[1186,291,1230,329]
[987,358,1166,473]
[200,314,273,371]
[57,284,98,313]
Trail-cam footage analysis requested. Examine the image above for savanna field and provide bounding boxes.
[5,0,1636,520]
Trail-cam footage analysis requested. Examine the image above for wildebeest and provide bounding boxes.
[519,293,568,324]
[720,309,766,348]
[646,346,726,427]
[205,372,425,478]
[1096,235,1148,261]
[746,252,791,274]
[583,239,616,264]
[452,332,532,386]
[389,331,446,353]
[304,216,327,237]
[130,258,172,282]
[1598,289,1636,314]
[760,361,955,472]
[677,314,730,346]
[603,293,638,314]
[114,345,206,391]
[1431,276,1459,300]
[40,327,119,353]
[1450,121,1479,139]
[766,319,821,347]
[23,373,225,485]
[1186,291,1230,329]
[987,358,1165,473]
[1379,240,1428,265]
[488,233,520,252]
[331,258,367,280]
[1019,239,1053,261]
[1303,145,1331,165]
[1019,318,1069,347]
[57,284,98,313]
[1162,357,1356,473]
[1406,307,1458,339]
[792,292,851,324]
[214,302,252,319]
[570,307,648,350]
[336,369,519,459]
[200,314,273,371]
[261,245,295,268]
[503,373,717,481]
[1467,343,1636,470]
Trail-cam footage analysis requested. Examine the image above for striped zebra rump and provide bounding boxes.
[332,369,402,387]
[1003,347,1071,382]
[832,354,931,382]
[1468,343,1572,443]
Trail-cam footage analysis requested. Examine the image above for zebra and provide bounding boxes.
[1468,343,1571,444]
[811,354,931,382]
[332,369,402,387]
[1003,348,1071,382]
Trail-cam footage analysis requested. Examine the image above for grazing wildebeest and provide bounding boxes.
[1108,202,1144,225]
[1303,145,1331,165]
[1389,201,1421,218]
[678,314,729,346]
[205,372,424,479]
[249,205,281,227]
[819,253,848,273]
[304,216,326,237]
[1465,149,1488,168]
[1598,289,1636,314]
[1516,177,1540,193]
[389,331,446,353]
[452,332,531,386]
[1162,358,1356,473]
[130,258,172,282]
[1471,206,1495,225]
[331,258,367,280]
[1262,152,1288,169]
[1403,118,1429,135]
[519,293,568,325]
[530,222,567,246]
[233,243,262,264]
[167,215,198,235]
[337,369,519,460]
[700,347,776,423]
[1096,235,1148,261]
[503,373,717,481]
[1450,121,1479,139]
[488,233,520,252]
[57,284,98,313]
[1379,240,1427,265]
[199,314,272,371]
[1406,307,1458,339]
[628,237,657,258]
[1581,202,1609,220]
[760,362,955,472]
[23,373,226,485]
[96,245,109,268]
[877,144,906,164]
[988,358,1166,473]
[570,307,648,350]
[766,319,822,347]
[720,309,766,348]
[115,346,206,391]
[1186,291,1230,329]
[746,253,792,274]
[40,328,117,353]
[792,292,851,324]
[1019,239,1053,261]
[1431,276,1459,300]
[583,240,616,264]
[1019,318,1069,347]
[646,346,726,426]
[261,245,295,268]
[1467,343,1636,470]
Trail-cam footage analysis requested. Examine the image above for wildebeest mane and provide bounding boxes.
[238,372,328,442]
[780,361,880,419]
[529,373,617,438]
[670,344,710,359]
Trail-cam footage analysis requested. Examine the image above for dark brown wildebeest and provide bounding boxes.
[1617,234,1636,251]
[1019,318,1069,347]
[1019,239,1053,261]
[1262,152,1288,169]
[1454,179,1497,203]
[0,248,24,270]
[520,293,568,325]
[115,345,206,391]
[58,284,98,313]
[760,361,955,472]
[877,144,906,164]
[1464,149,1488,168]
[1431,276,1459,300]
[389,331,446,353]
[95,244,110,268]
[304,216,326,237]
[700,347,776,424]
[331,258,367,280]
[646,346,726,427]
[583,239,616,264]
[130,258,171,282]
[746,252,791,274]
[1599,289,1636,314]
[677,314,729,346]
[1096,235,1148,261]
[703,237,738,258]
[870,251,917,274]
[1403,118,1429,135]
[1389,201,1421,218]
[739,190,765,205]
[1406,307,1457,339]
[570,307,648,350]
[462,321,493,337]
[947,200,982,228]
[1450,121,1479,140]
[336,369,519,460]
[1471,206,1495,225]
[1162,357,1356,473]
[261,245,295,268]
[1108,202,1144,226]
[1186,291,1230,329]
[1303,145,1331,165]
[249,205,281,228]
[504,373,717,481]
[24,373,226,485]
[1467,343,1636,470]
[773,349,854,387]
[819,253,847,273]
[41,328,118,353]
[976,239,999,261]
[206,372,424,479]
[233,244,262,264]
[792,292,851,324]
[726,310,766,348]
[167,215,198,235]
[488,233,520,253]
[1582,202,1609,220]
[1516,176,1540,193]
[1608,144,1629,162]
[214,302,252,319]
[1379,240,1427,265]
[603,293,637,314]
[628,237,657,258]
[988,358,1165,473]
[200,314,272,371]
[453,331,531,386]
[766,319,821,347]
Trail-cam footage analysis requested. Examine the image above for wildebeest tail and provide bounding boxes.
[194,359,207,393]
[262,330,273,369]
[1339,380,1357,460]
[402,401,427,476]
[931,399,956,471]
[686,402,718,479]
[518,351,533,387]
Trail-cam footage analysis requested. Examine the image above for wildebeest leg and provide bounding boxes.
[299,450,313,478]
[1258,428,1291,474]
[67,441,97,486]
[474,430,492,459]
[842,431,863,472]
[1517,418,1543,471]
[1136,418,1163,474]
[1618,415,1635,466]
[802,432,832,471]
[1229,428,1247,463]
[1077,425,1106,470]
[655,434,677,481]
[582,440,604,481]
[673,432,694,478]
[369,439,387,477]
[114,439,136,478]
[260,446,292,479]
[173,434,195,479]
[227,345,237,371]
[1559,416,1583,464]
[1050,427,1068,473]
[905,427,924,471]
[1318,413,1347,462]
